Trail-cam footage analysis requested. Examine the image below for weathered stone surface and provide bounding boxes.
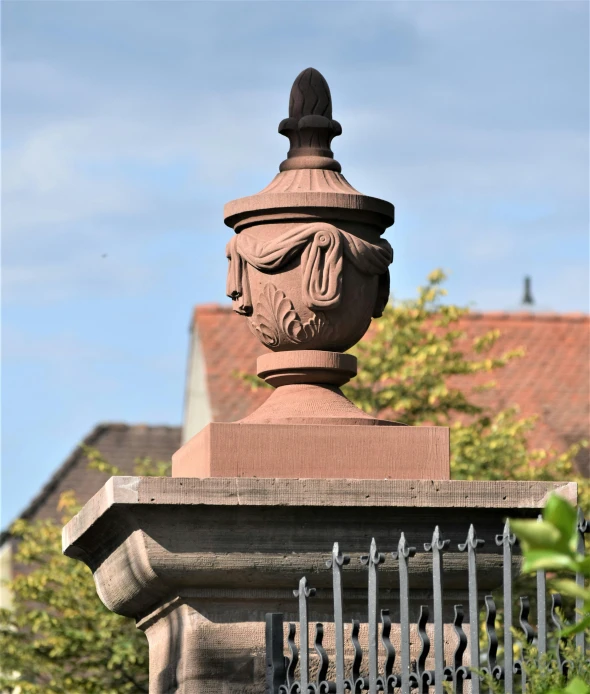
[171,423,450,479]
[173,68,445,481]
[63,478,576,692]
[137,602,470,694]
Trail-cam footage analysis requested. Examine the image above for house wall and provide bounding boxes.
[0,541,13,610]
[182,321,213,443]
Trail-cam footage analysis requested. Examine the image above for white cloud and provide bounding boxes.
[2,324,123,363]
[1,0,587,308]
[4,126,144,231]
[1,253,156,304]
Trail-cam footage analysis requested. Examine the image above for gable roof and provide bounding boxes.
[193,304,271,423]
[5,307,588,544]
[193,305,589,473]
[1,423,181,543]
[448,312,589,462]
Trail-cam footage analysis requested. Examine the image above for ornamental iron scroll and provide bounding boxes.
[265,510,589,694]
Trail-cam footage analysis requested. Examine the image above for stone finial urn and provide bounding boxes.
[172,68,450,477]
[224,68,394,399]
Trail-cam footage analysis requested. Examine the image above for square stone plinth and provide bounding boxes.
[172,423,450,479]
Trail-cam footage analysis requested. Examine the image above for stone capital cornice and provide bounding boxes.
[63,477,577,620]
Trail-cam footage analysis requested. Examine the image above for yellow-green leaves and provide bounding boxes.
[549,676,590,694]
[0,452,171,692]
[82,444,122,476]
[511,493,590,649]
[544,494,579,547]
[345,270,524,425]
[133,456,171,477]
[512,494,580,573]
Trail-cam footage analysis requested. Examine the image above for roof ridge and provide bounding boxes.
[192,303,589,321]
[194,303,233,315]
[463,311,589,322]
[0,422,181,544]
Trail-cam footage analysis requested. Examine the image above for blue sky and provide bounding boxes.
[2,1,588,526]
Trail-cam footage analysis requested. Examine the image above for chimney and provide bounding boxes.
[522,276,534,306]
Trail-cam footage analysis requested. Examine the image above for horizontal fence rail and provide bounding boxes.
[266,511,588,694]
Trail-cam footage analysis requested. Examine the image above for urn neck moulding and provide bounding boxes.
[224,68,394,401]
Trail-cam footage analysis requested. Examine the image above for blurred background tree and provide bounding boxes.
[0,453,164,693]
[344,270,588,506]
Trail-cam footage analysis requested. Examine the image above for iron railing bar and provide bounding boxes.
[515,596,535,692]
[265,613,286,694]
[445,604,468,694]
[576,507,588,654]
[314,623,329,688]
[361,538,385,694]
[379,608,396,690]
[425,525,450,694]
[268,508,585,694]
[495,520,515,690]
[285,622,298,691]
[327,542,349,694]
[458,524,484,693]
[484,595,498,677]
[345,619,363,692]
[393,533,416,694]
[294,576,315,694]
[413,605,432,694]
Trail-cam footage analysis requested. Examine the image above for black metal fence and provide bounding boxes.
[265,511,588,693]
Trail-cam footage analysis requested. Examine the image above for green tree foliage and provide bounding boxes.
[343,270,588,505]
[345,269,524,424]
[0,454,162,693]
[509,494,590,694]
[479,644,590,694]
[512,494,590,638]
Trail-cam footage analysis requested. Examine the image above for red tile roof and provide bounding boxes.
[448,313,589,463]
[3,309,586,542]
[194,305,590,473]
[194,305,271,423]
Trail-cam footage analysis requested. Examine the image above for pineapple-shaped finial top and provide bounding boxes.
[278,68,342,172]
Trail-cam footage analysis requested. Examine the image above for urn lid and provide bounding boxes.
[224,68,395,233]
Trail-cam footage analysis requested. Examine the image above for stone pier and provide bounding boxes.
[62,67,575,692]
[62,477,575,692]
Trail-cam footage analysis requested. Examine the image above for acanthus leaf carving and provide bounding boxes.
[249,283,332,349]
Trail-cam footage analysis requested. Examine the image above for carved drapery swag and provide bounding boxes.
[226,222,393,316]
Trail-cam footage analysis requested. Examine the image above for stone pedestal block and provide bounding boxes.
[172,423,450,479]
[63,477,576,693]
